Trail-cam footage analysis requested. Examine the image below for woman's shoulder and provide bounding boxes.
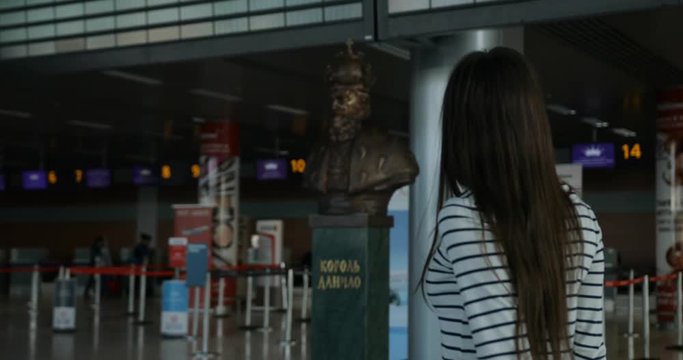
[437,193,481,231]
[562,184,598,218]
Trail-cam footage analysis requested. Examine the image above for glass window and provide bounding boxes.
[27,24,55,40]
[324,3,361,21]
[286,8,322,26]
[117,30,147,46]
[56,3,84,19]
[214,17,248,35]
[286,0,321,6]
[214,0,248,16]
[180,21,212,39]
[86,16,116,32]
[26,0,53,5]
[250,0,284,11]
[0,0,25,11]
[388,0,429,14]
[432,0,473,8]
[56,20,85,36]
[27,7,54,23]
[86,34,116,49]
[180,3,212,21]
[0,28,27,43]
[249,13,284,31]
[116,0,145,10]
[148,0,177,6]
[0,11,26,26]
[116,12,146,29]
[148,26,179,43]
[55,37,85,53]
[29,41,56,56]
[86,0,115,15]
[148,8,179,25]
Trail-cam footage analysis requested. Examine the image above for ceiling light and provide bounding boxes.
[546,104,577,116]
[0,109,32,119]
[611,128,637,138]
[189,88,242,102]
[102,70,163,86]
[67,120,113,130]
[266,104,309,116]
[581,117,609,129]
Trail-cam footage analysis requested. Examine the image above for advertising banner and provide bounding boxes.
[255,220,283,266]
[388,186,409,360]
[656,86,683,323]
[168,237,188,268]
[161,280,189,337]
[53,279,77,331]
[199,122,240,269]
[186,244,209,287]
[173,205,214,264]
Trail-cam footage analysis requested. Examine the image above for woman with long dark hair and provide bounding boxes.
[423,48,605,359]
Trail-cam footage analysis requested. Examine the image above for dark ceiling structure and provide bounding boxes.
[0,6,680,173]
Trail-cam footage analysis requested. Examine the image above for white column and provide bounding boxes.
[408,28,523,360]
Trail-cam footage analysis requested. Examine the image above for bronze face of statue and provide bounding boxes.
[305,42,419,215]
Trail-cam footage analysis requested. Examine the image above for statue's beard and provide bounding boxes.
[329,116,362,142]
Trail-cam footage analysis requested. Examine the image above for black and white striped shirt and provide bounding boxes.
[426,185,606,359]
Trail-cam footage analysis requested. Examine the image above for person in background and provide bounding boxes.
[84,235,106,300]
[131,233,152,265]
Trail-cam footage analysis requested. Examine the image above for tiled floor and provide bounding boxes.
[3,291,683,359]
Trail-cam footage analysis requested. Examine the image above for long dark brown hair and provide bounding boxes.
[422,47,581,359]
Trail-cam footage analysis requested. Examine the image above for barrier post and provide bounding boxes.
[624,269,638,338]
[277,262,287,313]
[281,268,296,346]
[300,268,310,322]
[134,261,150,325]
[202,272,211,355]
[641,275,653,359]
[192,287,200,339]
[240,275,258,330]
[215,276,227,317]
[94,257,101,312]
[667,271,683,351]
[127,264,136,316]
[261,270,272,332]
[29,264,39,315]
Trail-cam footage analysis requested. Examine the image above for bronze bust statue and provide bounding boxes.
[305,42,419,215]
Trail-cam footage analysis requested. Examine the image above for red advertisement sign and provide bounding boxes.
[173,204,214,263]
[200,122,240,158]
[656,86,683,324]
[168,237,188,268]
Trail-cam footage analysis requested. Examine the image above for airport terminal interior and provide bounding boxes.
[1,1,683,359]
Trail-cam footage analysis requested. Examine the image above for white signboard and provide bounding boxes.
[556,163,583,197]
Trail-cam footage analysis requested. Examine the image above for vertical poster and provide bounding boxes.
[388,186,409,360]
[656,87,683,323]
[199,122,240,268]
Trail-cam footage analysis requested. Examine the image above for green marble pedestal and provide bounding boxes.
[310,214,392,360]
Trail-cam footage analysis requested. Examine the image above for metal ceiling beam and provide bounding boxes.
[0,21,368,75]
[539,18,683,87]
[378,0,677,40]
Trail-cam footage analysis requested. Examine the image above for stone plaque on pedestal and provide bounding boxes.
[310,214,392,360]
